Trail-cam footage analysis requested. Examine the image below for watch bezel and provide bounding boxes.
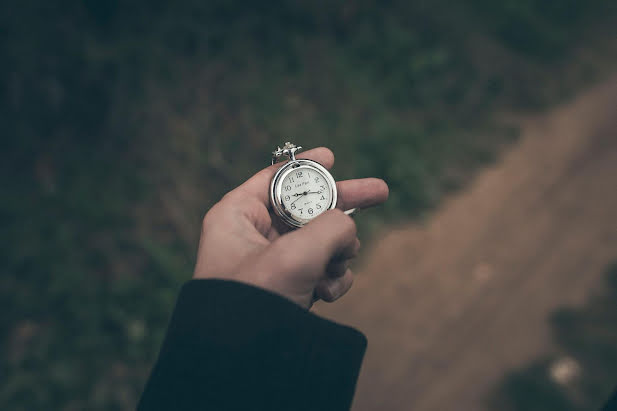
[270,159,338,228]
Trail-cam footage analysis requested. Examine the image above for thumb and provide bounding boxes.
[248,209,358,308]
[277,209,358,279]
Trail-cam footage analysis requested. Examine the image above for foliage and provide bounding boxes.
[1,1,615,409]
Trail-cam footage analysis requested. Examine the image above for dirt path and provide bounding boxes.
[314,74,617,411]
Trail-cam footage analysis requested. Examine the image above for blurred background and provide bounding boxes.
[2,1,617,410]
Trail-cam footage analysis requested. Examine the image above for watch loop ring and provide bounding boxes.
[271,142,302,165]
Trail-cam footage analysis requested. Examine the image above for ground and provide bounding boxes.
[314,73,617,411]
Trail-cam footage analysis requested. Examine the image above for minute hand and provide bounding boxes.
[291,193,307,205]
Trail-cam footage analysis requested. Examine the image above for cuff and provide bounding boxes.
[155,279,366,410]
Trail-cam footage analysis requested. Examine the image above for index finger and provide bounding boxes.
[336,178,389,211]
[235,147,335,205]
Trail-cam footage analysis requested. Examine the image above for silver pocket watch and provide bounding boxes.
[270,142,354,228]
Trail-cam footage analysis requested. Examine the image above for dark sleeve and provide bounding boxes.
[602,388,617,411]
[137,279,367,411]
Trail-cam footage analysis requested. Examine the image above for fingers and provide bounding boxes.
[326,259,349,278]
[261,209,358,308]
[336,178,389,211]
[282,209,357,271]
[315,269,354,302]
[235,147,335,205]
[326,238,360,277]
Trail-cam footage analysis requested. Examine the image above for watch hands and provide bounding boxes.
[291,192,307,205]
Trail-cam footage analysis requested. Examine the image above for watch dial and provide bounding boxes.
[280,166,332,220]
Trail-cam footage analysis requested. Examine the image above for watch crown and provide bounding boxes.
[271,141,302,164]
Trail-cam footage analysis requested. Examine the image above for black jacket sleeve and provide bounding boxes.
[602,388,617,411]
[137,279,367,411]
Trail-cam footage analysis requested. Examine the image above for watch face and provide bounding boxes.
[271,159,337,227]
[280,166,331,220]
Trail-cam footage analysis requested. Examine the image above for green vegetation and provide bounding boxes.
[490,263,617,411]
[1,1,615,409]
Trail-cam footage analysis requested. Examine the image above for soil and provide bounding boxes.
[314,73,617,411]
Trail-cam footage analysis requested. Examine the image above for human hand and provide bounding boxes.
[193,147,389,309]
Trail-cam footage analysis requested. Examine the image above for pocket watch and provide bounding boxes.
[270,142,352,228]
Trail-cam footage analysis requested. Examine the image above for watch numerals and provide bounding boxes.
[274,161,334,223]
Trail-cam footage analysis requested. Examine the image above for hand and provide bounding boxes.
[193,147,389,309]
